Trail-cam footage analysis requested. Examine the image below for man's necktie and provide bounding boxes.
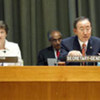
[82,43,86,56]
[82,43,86,65]
[56,50,60,58]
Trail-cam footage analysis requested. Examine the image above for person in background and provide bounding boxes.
[0,20,23,66]
[59,16,100,65]
[37,29,62,65]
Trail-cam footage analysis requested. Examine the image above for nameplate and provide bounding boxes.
[0,57,6,60]
[67,56,100,62]
[0,56,18,63]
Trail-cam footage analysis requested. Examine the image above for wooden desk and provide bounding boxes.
[0,66,100,100]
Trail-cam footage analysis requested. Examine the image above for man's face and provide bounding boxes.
[50,31,62,50]
[74,19,92,42]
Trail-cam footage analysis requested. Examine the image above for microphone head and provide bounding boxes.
[3,50,6,53]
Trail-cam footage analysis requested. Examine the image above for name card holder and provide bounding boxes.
[66,56,100,62]
[0,56,18,63]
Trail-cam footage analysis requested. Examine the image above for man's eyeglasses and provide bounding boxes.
[78,27,91,32]
[51,38,62,42]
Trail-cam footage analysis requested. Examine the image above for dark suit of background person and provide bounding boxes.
[37,29,62,65]
[59,16,100,65]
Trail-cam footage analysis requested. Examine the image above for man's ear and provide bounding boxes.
[73,28,77,35]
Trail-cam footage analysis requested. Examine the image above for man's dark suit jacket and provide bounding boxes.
[59,36,100,65]
[37,46,55,65]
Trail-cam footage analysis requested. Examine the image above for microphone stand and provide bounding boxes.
[1,50,6,66]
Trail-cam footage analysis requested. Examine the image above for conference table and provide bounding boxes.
[0,66,100,100]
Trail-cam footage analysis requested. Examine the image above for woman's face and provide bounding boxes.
[0,28,7,43]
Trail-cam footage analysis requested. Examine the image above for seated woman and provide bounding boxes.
[0,20,23,66]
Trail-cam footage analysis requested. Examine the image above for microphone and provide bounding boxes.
[1,50,6,66]
[3,50,6,53]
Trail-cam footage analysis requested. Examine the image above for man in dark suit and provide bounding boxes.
[59,16,100,65]
[37,29,62,65]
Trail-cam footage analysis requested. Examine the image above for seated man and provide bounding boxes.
[37,29,62,65]
[59,16,100,65]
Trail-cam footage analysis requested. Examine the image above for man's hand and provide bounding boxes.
[98,53,100,56]
[68,50,82,56]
